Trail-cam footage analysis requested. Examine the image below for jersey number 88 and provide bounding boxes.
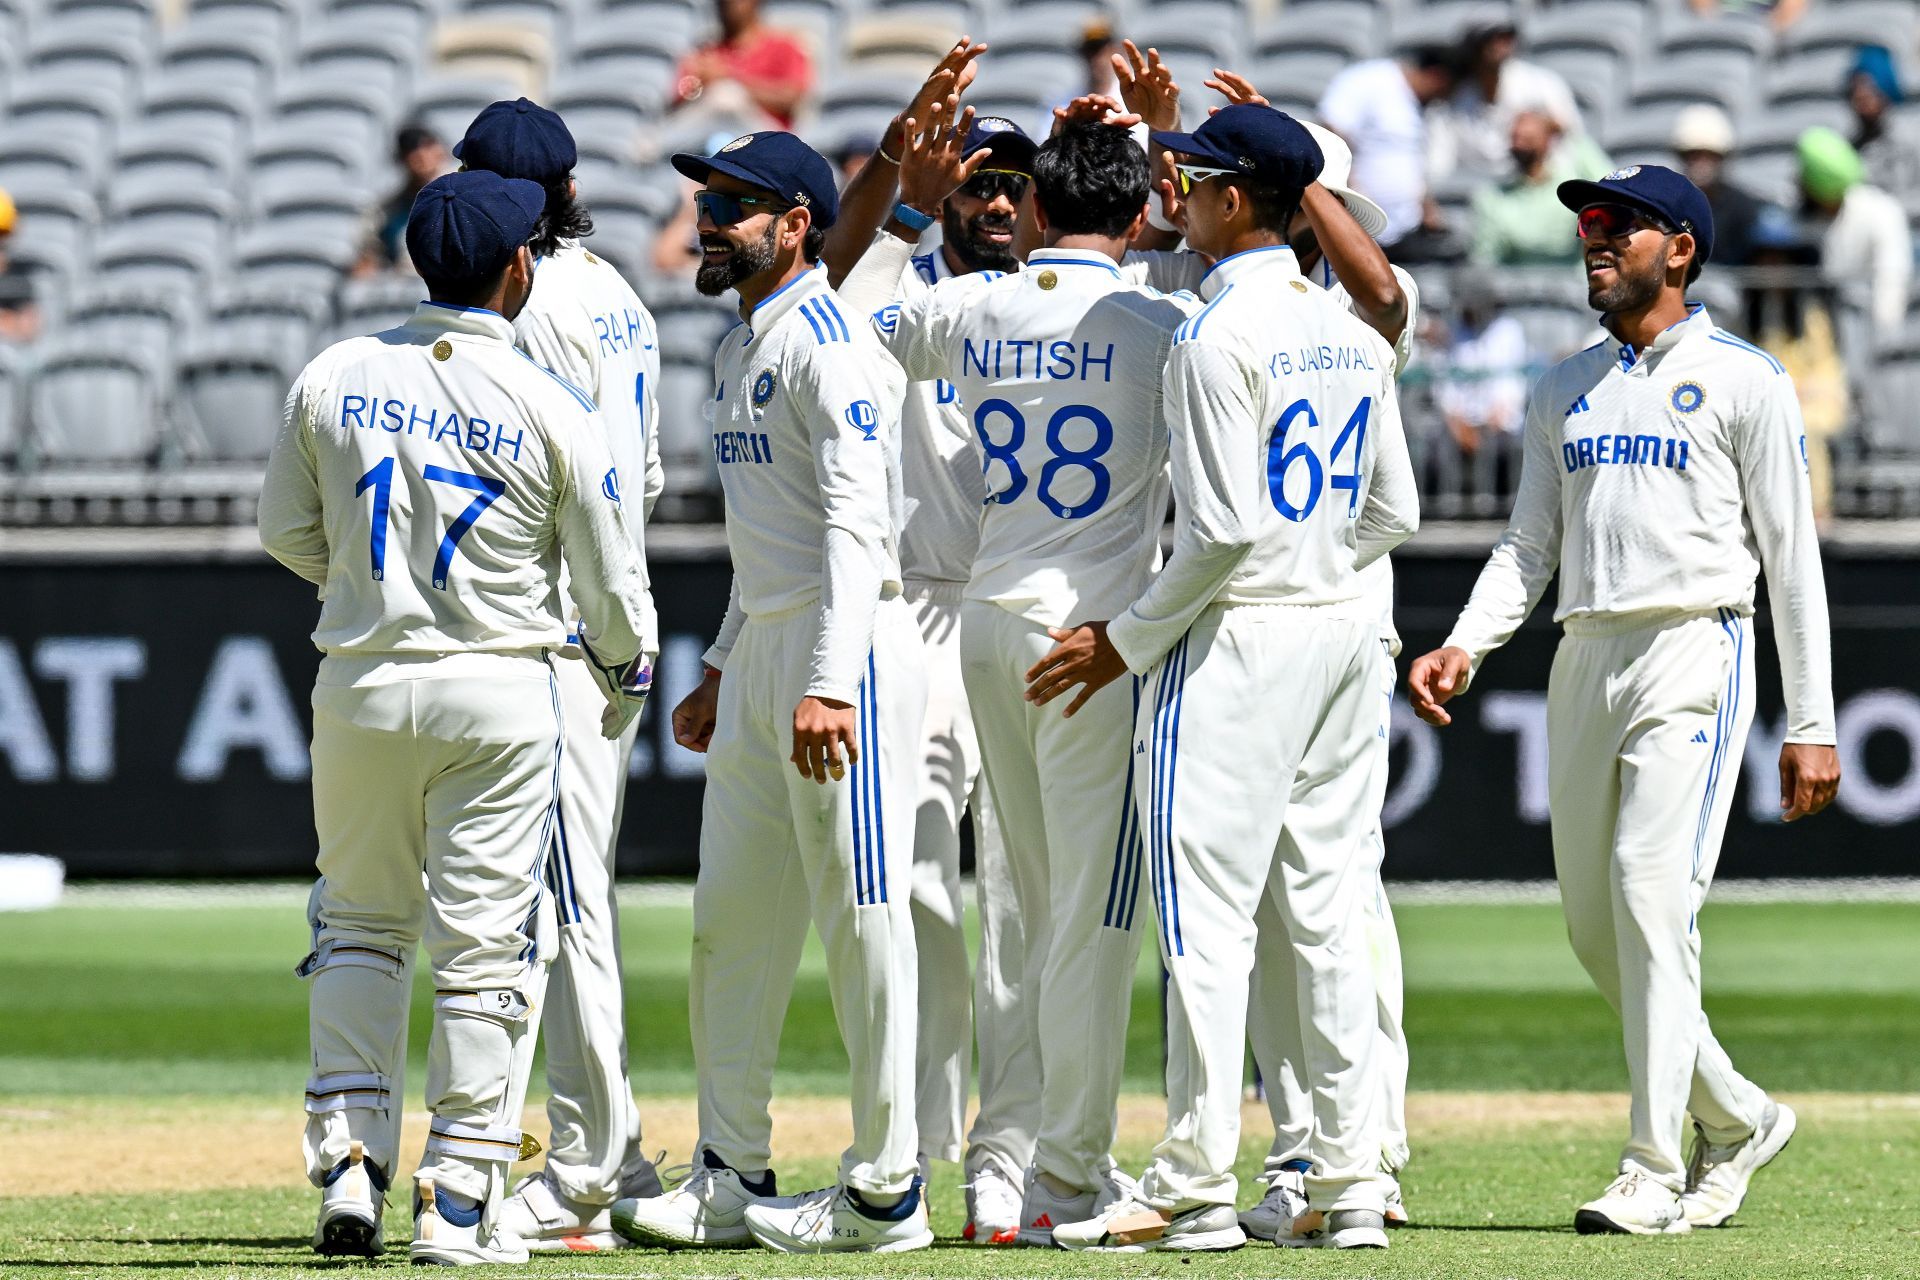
[973,399,1113,519]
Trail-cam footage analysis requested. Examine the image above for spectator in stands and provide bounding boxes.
[1442,18,1590,179]
[1672,104,1785,268]
[671,0,814,131]
[1848,45,1920,209]
[352,123,451,277]
[1318,45,1463,260]
[1078,19,1121,100]
[1470,110,1604,266]
[1434,280,1531,499]
[1799,126,1913,341]
[0,189,41,344]
[1689,0,1808,31]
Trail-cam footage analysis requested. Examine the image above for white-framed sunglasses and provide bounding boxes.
[1174,162,1239,194]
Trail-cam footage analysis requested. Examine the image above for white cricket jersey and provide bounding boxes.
[514,238,665,522]
[872,247,1198,628]
[894,248,988,584]
[1444,304,1836,743]
[1107,246,1420,674]
[259,302,653,663]
[702,267,908,705]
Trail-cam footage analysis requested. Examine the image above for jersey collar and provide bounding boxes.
[1026,247,1123,276]
[742,264,830,339]
[1198,244,1301,301]
[1612,302,1711,375]
[410,301,515,343]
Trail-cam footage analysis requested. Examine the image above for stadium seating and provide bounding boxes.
[1,0,1917,521]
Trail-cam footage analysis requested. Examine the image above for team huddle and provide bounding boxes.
[258,37,1841,1266]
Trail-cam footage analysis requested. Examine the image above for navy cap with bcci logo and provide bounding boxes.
[1150,103,1325,191]
[405,170,546,286]
[671,131,841,227]
[964,115,1038,175]
[1557,163,1716,263]
[455,97,578,186]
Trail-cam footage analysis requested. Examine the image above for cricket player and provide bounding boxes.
[450,98,672,1255]
[259,169,656,1266]
[1024,106,1419,1253]
[840,116,1199,1246]
[824,86,1041,1238]
[1407,165,1839,1235]
[610,132,933,1254]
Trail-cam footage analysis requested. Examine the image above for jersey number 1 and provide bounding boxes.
[354,458,506,589]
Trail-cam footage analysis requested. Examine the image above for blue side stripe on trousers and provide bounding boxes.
[1691,610,1743,931]
[868,649,886,903]
[1164,638,1188,956]
[1103,676,1144,931]
[851,665,868,905]
[1146,652,1175,947]
[1148,637,1189,957]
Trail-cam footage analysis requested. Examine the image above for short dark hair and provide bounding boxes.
[1685,257,1703,287]
[803,223,826,262]
[1408,44,1461,76]
[394,122,439,161]
[530,176,593,259]
[1237,183,1304,236]
[423,257,513,308]
[1032,122,1149,238]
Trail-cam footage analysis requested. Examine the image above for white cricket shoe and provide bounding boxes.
[610,1154,768,1248]
[1384,1176,1409,1227]
[1326,1208,1389,1249]
[1052,1195,1246,1253]
[498,1154,671,1255]
[1014,1165,1136,1247]
[408,1178,530,1266]
[1681,1101,1797,1227]
[312,1140,387,1257]
[742,1181,934,1253]
[1574,1170,1691,1235]
[962,1158,1023,1245]
[1239,1163,1314,1244]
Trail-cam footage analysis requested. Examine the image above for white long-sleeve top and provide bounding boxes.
[514,238,666,522]
[861,246,1197,628]
[701,267,907,705]
[1444,304,1835,744]
[1106,246,1420,673]
[258,301,654,664]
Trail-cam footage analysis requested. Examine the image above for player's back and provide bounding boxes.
[1176,250,1406,607]
[514,240,660,516]
[897,248,1196,626]
[293,305,597,655]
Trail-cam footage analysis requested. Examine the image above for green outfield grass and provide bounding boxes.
[3,893,1918,1278]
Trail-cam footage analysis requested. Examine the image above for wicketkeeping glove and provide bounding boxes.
[579,634,655,739]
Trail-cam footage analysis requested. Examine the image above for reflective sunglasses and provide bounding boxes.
[1174,162,1239,194]
[1576,203,1674,242]
[959,169,1032,203]
[694,189,790,226]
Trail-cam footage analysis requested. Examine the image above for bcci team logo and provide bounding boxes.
[719,134,756,153]
[1606,165,1642,181]
[845,399,879,441]
[752,369,777,409]
[602,467,622,503]
[977,116,1015,133]
[1670,381,1706,414]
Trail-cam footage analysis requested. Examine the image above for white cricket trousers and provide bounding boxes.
[903,583,1036,1177]
[960,599,1146,1193]
[302,651,558,1215]
[1251,642,1411,1177]
[1549,607,1768,1190]
[1137,607,1389,1215]
[692,597,929,1195]
[538,656,646,1206]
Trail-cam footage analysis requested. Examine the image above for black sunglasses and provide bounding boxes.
[959,170,1032,204]
[694,189,792,226]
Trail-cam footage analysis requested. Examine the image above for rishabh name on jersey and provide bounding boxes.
[706,266,907,623]
[873,247,1199,628]
[513,238,663,530]
[268,301,638,657]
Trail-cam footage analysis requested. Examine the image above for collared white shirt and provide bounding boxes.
[1445,304,1835,743]
[260,302,653,663]
[702,267,907,704]
[1107,246,1420,673]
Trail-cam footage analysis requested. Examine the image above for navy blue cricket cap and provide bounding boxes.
[1151,103,1324,192]
[455,97,577,186]
[1557,163,1715,264]
[405,170,546,285]
[671,131,840,227]
[964,115,1038,175]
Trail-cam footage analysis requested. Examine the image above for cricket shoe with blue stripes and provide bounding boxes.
[1051,1195,1246,1253]
[1680,1100,1797,1228]
[312,1140,388,1257]
[408,1177,531,1266]
[1015,1165,1137,1246]
[742,1179,934,1253]
[499,1153,672,1254]
[610,1150,770,1248]
[1574,1170,1690,1235]
[1238,1161,1319,1246]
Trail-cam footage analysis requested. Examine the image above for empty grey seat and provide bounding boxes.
[983,4,1108,54]
[1764,50,1856,109]
[270,74,395,156]
[1252,20,1376,64]
[551,69,665,147]
[111,128,235,193]
[1390,1,1507,55]
[90,232,223,294]
[204,283,331,355]
[236,228,357,293]
[22,24,148,98]
[157,23,282,99]
[297,21,423,99]
[174,334,304,461]
[0,122,109,190]
[334,274,426,333]
[42,0,155,42]
[104,185,235,252]
[5,185,99,263]
[183,0,296,41]
[409,75,525,144]
[1862,338,1920,457]
[969,51,1080,108]
[1781,2,1916,62]
[645,282,740,364]
[3,78,126,160]
[255,185,365,247]
[562,21,684,97]
[138,75,257,154]
[0,344,24,463]
[1121,5,1247,65]
[1247,51,1351,111]
[655,351,719,484]
[28,339,170,465]
[1627,57,1756,119]
[249,127,372,195]
[820,70,924,115]
[1657,14,1773,62]
[591,0,700,47]
[1522,9,1643,73]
